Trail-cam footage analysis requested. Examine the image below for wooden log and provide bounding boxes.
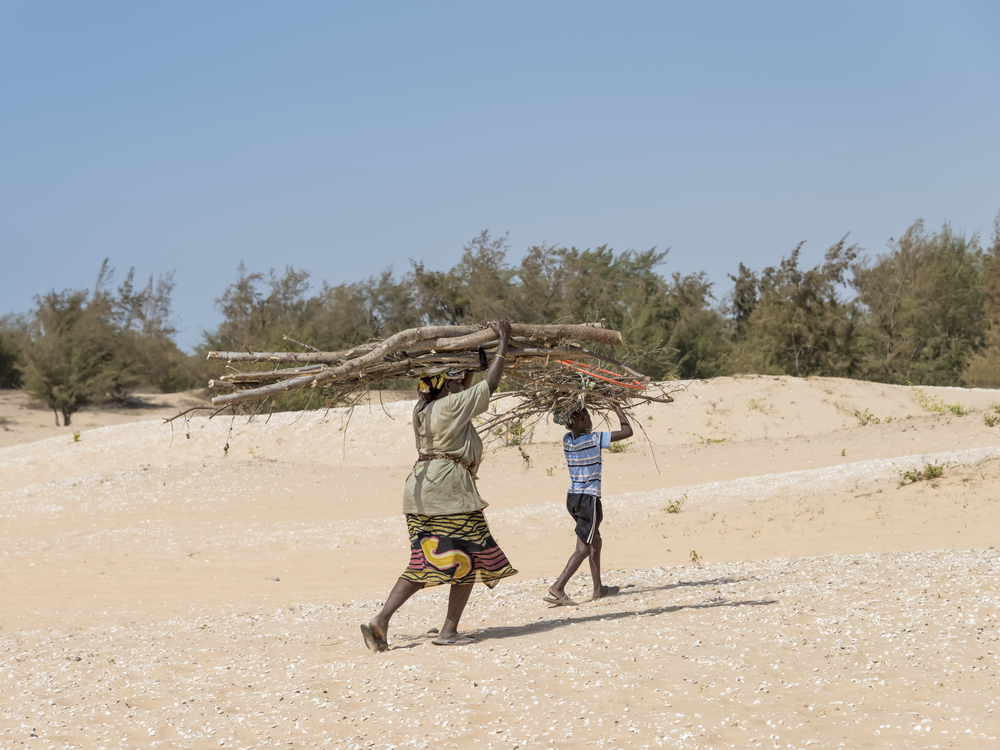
[205,323,620,364]
[205,325,481,364]
[405,323,622,353]
[219,364,329,382]
[207,344,370,365]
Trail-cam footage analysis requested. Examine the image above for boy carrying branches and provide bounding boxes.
[543,402,633,605]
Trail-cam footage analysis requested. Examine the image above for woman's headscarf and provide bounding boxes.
[417,368,467,402]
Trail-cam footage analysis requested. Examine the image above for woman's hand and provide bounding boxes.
[486,319,511,344]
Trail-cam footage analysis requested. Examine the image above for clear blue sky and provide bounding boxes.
[2,1,998,351]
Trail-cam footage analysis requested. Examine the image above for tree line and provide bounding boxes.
[2,216,998,425]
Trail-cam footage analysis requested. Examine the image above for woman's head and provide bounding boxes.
[417,369,472,402]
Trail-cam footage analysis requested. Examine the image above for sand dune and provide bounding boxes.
[2,375,1000,748]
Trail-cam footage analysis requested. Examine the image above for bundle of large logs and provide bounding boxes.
[203,323,679,441]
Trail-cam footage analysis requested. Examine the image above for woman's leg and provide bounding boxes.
[368,577,424,646]
[436,582,475,642]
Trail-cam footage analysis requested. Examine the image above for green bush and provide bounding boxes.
[664,498,684,514]
[899,462,948,486]
[855,408,881,425]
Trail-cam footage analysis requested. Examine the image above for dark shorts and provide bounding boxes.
[567,493,603,544]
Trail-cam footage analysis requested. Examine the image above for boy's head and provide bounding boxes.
[554,402,582,427]
[556,405,592,435]
[569,408,593,435]
[554,401,595,433]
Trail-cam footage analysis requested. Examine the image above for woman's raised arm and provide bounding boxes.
[484,320,510,394]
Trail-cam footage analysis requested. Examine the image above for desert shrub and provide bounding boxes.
[853,221,986,385]
[0,320,23,389]
[16,260,195,422]
[963,347,1000,388]
[19,290,119,425]
[855,408,881,425]
[962,213,1000,387]
[899,462,948,486]
[721,238,860,377]
[911,386,965,416]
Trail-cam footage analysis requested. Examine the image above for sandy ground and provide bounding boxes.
[3,375,1000,749]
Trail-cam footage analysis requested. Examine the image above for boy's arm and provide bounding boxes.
[608,403,633,442]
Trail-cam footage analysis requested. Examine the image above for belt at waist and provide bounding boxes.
[417,453,478,481]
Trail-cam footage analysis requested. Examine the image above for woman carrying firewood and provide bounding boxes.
[361,320,518,651]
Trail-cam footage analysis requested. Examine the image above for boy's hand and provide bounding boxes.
[609,402,633,442]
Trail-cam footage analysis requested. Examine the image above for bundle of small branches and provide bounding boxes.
[478,351,681,446]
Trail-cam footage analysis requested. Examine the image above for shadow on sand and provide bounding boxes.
[383,576,776,650]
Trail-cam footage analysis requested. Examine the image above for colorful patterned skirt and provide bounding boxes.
[400,511,518,589]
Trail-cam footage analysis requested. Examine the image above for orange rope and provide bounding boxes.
[558,360,646,390]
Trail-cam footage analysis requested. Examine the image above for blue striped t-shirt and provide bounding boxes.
[563,431,612,497]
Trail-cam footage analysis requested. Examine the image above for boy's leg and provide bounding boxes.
[548,494,601,599]
[586,498,618,599]
[549,536,591,599]
[586,529,619,600]
[587,532,603,598]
